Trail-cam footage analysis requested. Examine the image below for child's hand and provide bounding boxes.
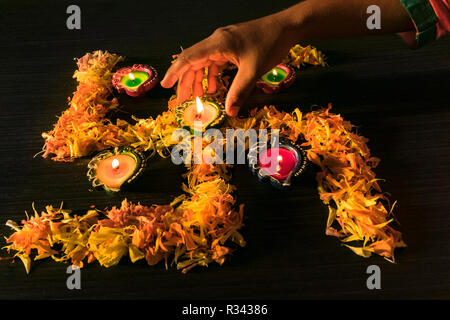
[160,14,295,117]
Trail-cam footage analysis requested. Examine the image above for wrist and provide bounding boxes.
[272,3,310,45]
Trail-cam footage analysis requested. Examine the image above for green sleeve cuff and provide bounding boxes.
[399,0,438,48]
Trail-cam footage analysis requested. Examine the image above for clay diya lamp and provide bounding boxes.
[112,64,158,97]
[256,63,296,94]
[249,138,308,189]
[175,97,226,134]
[87,146,146,192]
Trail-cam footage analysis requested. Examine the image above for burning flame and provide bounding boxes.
[195,96,204,116]
[128,73,135,81]
[112,158,120,169]
[275,155,283,172]
[272,69,278,77]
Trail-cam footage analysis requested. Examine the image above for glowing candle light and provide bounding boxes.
[87,147,146,192]
[259,147,297,181]
[121,71,145,88]
[195,96,204,119]
[175,97,225,134]
[112,158,120,170]
[112,64,158,97]
[249,139,309,189]
[256,63,296,94]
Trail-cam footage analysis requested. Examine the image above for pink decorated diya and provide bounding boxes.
[256,63,296,94]
[258,147,299,181]
[249,138,308,189]
[112,64,158,97]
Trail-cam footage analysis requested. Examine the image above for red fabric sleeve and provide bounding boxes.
[430,0,450,39]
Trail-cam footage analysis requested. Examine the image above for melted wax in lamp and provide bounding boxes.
[256,63,295,94]
[96,154,137,189]
[258,147,298,180]
[112,64,158,97]
[262,67,287,84]
[121,71,149,88]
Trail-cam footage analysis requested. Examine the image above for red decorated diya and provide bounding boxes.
[112,64,158,97]
[256,63,296,94]
[249,138,308,189]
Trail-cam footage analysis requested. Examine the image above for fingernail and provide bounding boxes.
[227,106,240,117]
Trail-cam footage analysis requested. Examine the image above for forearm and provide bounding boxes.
[274,0,415,43]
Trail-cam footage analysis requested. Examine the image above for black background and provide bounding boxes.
[0,0,449,300]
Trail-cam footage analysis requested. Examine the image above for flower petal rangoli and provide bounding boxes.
[3,48,405,274]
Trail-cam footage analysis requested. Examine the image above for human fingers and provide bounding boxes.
[161,39,217,88]
[207,63,219,94]
[177,69,195,104]
[193,69,205,98]
[225,62,257,117]
[160,57,191,89]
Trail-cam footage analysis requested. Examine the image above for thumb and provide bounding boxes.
[225,63,257,117]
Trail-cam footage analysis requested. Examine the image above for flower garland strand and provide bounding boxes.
[4,163,244,274]
[41,51,124,161]
[283,44,327,68]
[229,106,406,261]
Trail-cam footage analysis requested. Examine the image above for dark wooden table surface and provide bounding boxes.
[1,0,449,300]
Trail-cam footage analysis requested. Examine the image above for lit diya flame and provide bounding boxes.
[276,154,283,172]
[112,158,120,170]
[87,147,147,192]
[256,63,296,94]
[175,97,226,134]
[249,138,309,189]
[112,64,159,97]
[195,96,204,119]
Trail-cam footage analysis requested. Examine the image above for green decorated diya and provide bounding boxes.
[112,64,158,97]
[175,97,226,134]
[87,146,146,192]
[261,67,287,84]
[119,71,149,88]
[256,63,296,94]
